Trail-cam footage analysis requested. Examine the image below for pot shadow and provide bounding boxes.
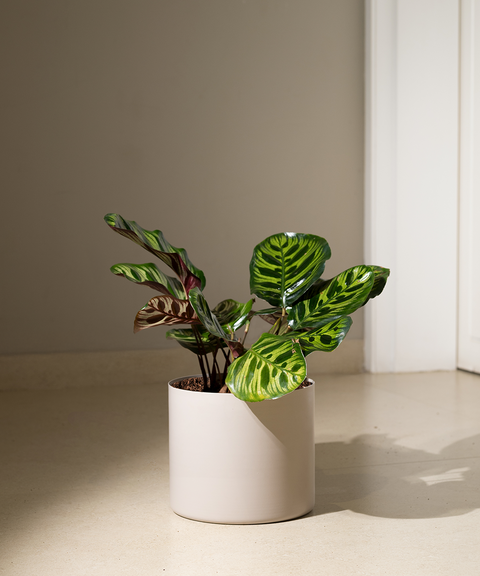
[309,433,480,519]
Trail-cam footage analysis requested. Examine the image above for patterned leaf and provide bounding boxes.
[110,263,186,299]
[293,316,353,355]
[225,333,306,402]
[362,266,390,305]
[293,266,390,307]
[188,287,230,340]
[104,213,205,292]
[288,266,374,330]
[291,277,331,305]
[250,232,331,308]
[213,298,254,332]
[134,295,199,333]
[166,328,225,355]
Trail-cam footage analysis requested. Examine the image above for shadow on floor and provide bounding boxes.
[310,434,480,519]
[2,385,479,540]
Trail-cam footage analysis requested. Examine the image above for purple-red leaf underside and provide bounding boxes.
[227,340,246,359]
[134,295,200,333]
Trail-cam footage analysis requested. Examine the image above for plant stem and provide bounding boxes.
[212,351,222,387]
[196,354,208,386]
[241,320,251,345]
[220,346,230,363]
[192,325,210,388]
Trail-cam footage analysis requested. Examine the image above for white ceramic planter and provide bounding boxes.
[168,376,315,524]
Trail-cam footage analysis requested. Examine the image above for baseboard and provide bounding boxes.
[0,340,364,390]
[306,338,364,375]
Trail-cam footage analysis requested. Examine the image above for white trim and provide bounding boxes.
[365,0,459,372]
[458,0,480,372]
[364,0,398,372]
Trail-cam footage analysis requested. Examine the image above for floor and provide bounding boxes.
[1,370,479,575]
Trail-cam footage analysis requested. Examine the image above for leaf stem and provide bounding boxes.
[241,320,251,345]
[221,348,230,383]
[196,354,208,387]
[192,325,211,388]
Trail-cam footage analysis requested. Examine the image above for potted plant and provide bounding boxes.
[105,213,389,524]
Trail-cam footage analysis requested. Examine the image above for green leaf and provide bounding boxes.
[104,213,206,292]
[225,333,307,402]
[134,295,199,333]
[110,263,186,299]
[293,266,390,307]
[213,298,254,332]
[362,266,390,305]
[293,316,353,355]
[188,287,230,340]
[250,232,331,308]
[291,277,331,305]
[166,328,225,355]
[288,265,374,329]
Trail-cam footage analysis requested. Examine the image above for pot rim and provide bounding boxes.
[168,374,315,398]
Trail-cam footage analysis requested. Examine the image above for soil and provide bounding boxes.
[171,377,313,393]
[171,376,207,392]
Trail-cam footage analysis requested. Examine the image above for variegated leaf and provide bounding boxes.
[292,266,390,307]
[291,277,330,305]
[166,328,225,354]
[225,333,306,402]
[288,265,374,329]
[134,295,199,333]
[188,287,230,340]
[104,213,205,292]
[294,315,352,355]
[362,266,390,305]
[250,232,331,308]
[110,263,186,299]
[213,298,254,332]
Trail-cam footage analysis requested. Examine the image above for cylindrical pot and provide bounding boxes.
[168,376,315,524]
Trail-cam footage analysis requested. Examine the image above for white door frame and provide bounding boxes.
[364,0,459,373]
[458,0,480,373]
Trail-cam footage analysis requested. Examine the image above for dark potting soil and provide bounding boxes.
[295,378,313,390]
[171,377,207,392]
[171,377,313,393]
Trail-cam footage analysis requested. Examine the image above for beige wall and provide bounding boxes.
[0,0,365,355]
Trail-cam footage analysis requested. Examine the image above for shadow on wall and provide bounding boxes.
[311,434,480,519]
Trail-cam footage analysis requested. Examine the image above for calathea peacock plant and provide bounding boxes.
[105,214,389,402]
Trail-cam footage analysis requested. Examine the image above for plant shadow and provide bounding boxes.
[308,433,480,519]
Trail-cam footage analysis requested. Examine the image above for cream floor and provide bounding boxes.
[1,370,479,576]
